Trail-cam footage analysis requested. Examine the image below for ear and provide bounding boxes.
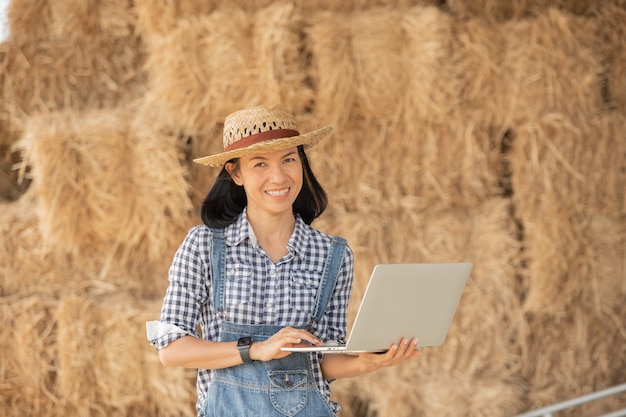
[225,162,243,186]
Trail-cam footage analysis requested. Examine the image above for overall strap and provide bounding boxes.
[310,236,347,326]
[209,227,227,318]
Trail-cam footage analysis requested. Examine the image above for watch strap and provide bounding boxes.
[237,337,254,363]
[239,345,252,363]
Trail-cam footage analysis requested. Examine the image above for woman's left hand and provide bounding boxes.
[320,338,420,380]
[357,338,421,373]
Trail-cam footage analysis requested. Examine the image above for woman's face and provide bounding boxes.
[226,147,303,219]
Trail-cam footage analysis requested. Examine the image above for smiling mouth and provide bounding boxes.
[266,188,290,197]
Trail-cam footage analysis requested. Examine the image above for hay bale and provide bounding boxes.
[501,8,604,124]
[511,112,625,221]
[0,192,65,297]
[134,0,214,45]
[308,6,454,128]
[0,295,60,416]
[516,200,625,316]
[401,6,457,125]
[312,111,503,211]
[306,11,357,129]
[9,0,137,43]
[347,8,409,123]
[395,121,504,205]
[17,109,134,257]
[309,118,406,214]
[135,0,304,44]
[49,0,135,42]
[115,296,197,417]
[519,206,600,316]
[251,3,314,113]
[15,109,193,297]
[0,192,161,299]
[56,295,98,415]
[0,37,145,125]
[0,292,196,416]
[357,368,525,417]
[449,17,508,129]
[126,121,196,263]
[510,123,626,412]
[1,0,145,125]
[144,5,309,137]
[522,303,626,416]
[55,294,196,416]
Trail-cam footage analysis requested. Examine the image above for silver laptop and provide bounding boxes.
[281,262,472,354]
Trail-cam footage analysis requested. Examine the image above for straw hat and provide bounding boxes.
[193,105,332,167]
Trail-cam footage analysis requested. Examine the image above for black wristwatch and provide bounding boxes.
[237,336,254,363]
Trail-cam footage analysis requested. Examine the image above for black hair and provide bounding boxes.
[200,146,328,228]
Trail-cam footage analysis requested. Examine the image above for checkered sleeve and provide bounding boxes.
[147,226,212,350]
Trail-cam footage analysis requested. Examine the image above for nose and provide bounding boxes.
[268,164,288,182]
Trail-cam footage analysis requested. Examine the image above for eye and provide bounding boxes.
[254,162,267,168]
[283,157,296,164]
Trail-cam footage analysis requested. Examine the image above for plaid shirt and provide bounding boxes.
[147,210,354,414]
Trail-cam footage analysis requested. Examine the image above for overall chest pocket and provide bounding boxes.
[268,370,308,416]
[289,270,321,314]
[224,263,252,306]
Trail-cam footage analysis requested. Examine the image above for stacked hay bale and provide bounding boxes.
[0,1,197,416]
[500,8,626,415]
[0,1,624,416]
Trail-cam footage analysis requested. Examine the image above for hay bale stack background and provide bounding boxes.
[1,1,625,416]
[14,108,193,297]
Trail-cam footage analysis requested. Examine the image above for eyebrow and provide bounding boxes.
[249,150,297,161]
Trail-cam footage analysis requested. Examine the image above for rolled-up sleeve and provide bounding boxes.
[146,226,212,350]
[146,321,193,349]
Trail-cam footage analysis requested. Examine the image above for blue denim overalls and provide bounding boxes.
[203,228,346,417]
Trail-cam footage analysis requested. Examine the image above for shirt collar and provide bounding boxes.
[224,208,253,247]
[224,208,311,258]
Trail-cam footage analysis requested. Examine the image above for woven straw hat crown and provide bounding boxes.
[193,105,332,167]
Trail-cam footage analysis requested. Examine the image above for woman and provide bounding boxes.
[147,105,419,416]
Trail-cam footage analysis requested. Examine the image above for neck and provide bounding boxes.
[246,209,296,243]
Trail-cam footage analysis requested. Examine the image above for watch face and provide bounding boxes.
[237,337,253,347]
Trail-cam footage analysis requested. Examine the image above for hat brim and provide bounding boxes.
[193,125,332,167]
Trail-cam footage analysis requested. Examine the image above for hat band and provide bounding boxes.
[224,129,300,152]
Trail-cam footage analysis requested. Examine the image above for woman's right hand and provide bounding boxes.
[250,327,323,361]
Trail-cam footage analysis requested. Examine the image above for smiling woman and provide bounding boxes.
[146,104,420,417]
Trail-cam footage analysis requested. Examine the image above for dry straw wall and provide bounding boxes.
[0,0,625,416]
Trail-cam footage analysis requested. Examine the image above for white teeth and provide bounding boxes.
[266,188,289,197]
